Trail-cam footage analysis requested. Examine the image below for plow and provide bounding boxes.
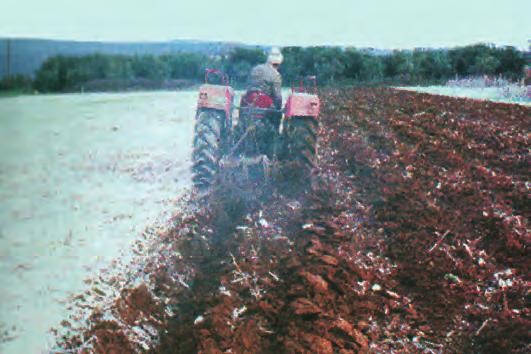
[191,69,320,194]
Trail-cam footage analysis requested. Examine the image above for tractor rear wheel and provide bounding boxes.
[287,116,318,176]
[192,109,225,191]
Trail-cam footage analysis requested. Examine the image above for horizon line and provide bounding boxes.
[0,36,528,52]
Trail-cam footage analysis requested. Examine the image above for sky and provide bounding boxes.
[0,0,529,49]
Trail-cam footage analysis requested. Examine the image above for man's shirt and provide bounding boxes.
[247,63,282,108]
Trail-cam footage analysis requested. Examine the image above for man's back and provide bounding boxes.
[247,63,282,108]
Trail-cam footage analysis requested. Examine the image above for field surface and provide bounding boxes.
[54,88,529,353]
[0,91,195,353]
[399,85,530,106]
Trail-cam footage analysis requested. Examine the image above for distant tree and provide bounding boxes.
[449,44,493,77]
[495,46,526,80]
[106,56,134,80]
[131,55,167,80]
[447,44,526,81]
[0,74,33,92]
[231,61,255,84]
[472,54,501,76]
[34,56,62,91]
[387,51,418,82]
[27,43,527,93]
[412,50,452,81]
[225,47,266,83]
[280,46,306,84]
[383,50,410,78]
[228,47,267,64]
[360,53,384,81]
[314,47,345,84]
[343,48,366,80]
[161,53,205,80]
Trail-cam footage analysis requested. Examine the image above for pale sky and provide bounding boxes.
[0,0,529,49]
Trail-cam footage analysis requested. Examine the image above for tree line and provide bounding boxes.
[280,44,526,85]
[0,44,527,93]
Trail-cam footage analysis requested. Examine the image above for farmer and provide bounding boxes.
[246,47,283,111]
[239,47,284,157]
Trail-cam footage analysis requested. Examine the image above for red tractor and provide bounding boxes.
[192,69,320,192]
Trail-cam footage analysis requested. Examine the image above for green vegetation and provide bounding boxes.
[1,43,527,93]
[224,47,267,84]
[0,74,34,95]
[32,53,211,92]
[281,44,526,86]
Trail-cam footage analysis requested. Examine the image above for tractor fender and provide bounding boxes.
[285,92,320,118]
[197,84,235,119]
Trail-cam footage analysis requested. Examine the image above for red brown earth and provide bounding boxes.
[56,88,530,353]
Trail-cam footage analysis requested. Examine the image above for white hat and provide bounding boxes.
[267,47,283,65]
